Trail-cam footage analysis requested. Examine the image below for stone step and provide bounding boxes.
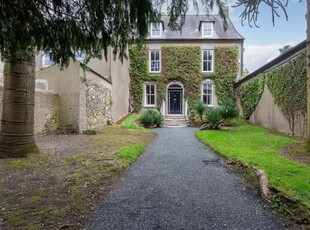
[164,117,188,127]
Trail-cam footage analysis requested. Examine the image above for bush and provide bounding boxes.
[140,109,164,128]
[201,107,222,129]
[200,98,239,130]
[153,113,164,127]
[219,98,239,121]
[192,101,207,122]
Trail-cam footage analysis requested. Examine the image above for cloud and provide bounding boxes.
[244,42,296,72]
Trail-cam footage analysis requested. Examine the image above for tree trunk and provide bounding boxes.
[0,49,39,158]
[307,0,310,138]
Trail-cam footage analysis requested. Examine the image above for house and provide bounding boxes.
[129,7,244,126]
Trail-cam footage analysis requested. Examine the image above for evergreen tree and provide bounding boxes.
[0,0,226,157]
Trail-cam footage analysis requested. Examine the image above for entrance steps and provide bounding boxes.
[164,115,188,127]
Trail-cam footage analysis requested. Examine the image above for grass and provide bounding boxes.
[196,122,310,211]
[0,126,156,229]
[120,114,148,131]
[117,144,145,164]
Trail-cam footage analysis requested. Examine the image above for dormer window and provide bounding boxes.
[201,22,213,37]
[150,22,162,37]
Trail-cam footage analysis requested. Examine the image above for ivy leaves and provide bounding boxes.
[237,76,265,119]
[129,45,239,112]
[266,52,307,134]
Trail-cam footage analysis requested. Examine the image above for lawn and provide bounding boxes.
[0,125,155,229]
[196,122,310,213]
[120,113,147,131]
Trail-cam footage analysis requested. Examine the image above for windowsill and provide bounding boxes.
[202,71,214,73]
[150,35,161,38]
[149,71,161,74]
[144,104,157,107]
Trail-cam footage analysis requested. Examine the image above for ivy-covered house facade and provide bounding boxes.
[129,8,244,120]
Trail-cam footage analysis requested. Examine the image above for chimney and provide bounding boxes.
[223,5,229,18]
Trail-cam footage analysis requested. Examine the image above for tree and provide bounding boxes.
[234,0,310,137]
[279,45,292,54]
[0,0,226,157]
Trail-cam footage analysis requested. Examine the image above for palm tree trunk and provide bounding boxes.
[0,49,39,158]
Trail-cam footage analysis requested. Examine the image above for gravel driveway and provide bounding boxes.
[87,128,285,229]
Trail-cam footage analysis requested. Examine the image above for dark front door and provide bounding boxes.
[169,90,182,114]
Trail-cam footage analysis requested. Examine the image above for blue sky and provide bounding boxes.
[228,0,307,72]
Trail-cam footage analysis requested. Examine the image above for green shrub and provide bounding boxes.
[192,101,207,122]
[153,113,164,127]
[219,98,239,121]
[203,107,222,129]
[140,109,164,128]
[200,98,239,130]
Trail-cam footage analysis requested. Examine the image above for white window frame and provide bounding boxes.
[150,22,162,37]
[75,51,86,63]
[144,83,157,107]
[201,80,214,106]
[42,52,55,67]
[149,50,161,73]
[202,22,213,37]
[202,49,214,72]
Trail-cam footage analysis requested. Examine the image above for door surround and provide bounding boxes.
[166,82,184,115]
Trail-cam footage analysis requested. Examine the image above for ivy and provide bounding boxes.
[237,76,265,119]
[129,45,239,112]
[215,46,239,78]
[266,51,307,134]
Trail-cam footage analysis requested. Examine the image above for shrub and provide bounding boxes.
[153,113,164,127]
[200,98,239,130]
[192,101,207,122]
[201,107,222,129]
[219,98,239,121]
[140,109,164,128]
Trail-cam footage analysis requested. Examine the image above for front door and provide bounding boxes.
[168,89,182,114]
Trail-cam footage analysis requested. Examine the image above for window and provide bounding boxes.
[202,50,213,72]
[150,22,161,37]
[202,81,214,106]
[202,22,213,37]
[75,51,86,63]
[149,50,161,73]
[144,83,156,106]
[42,51,85,67]
[42,52,55,67]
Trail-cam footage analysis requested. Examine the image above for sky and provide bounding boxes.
[228,0,307,72]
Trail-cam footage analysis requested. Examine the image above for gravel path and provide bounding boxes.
[87,128,285,229]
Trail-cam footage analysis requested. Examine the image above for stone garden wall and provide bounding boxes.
[0,84,59,134]
[80,70,112,130]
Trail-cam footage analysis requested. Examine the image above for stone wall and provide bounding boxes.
[235,41,307,137]
[0,85,59,134]
[37,60,113,132]
[34,89,59,134]
[84,79,112,129]
[249,85,306,136]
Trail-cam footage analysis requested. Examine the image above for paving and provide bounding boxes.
[87,127,285,230]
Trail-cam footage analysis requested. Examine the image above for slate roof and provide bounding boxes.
[147,14,244,41]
